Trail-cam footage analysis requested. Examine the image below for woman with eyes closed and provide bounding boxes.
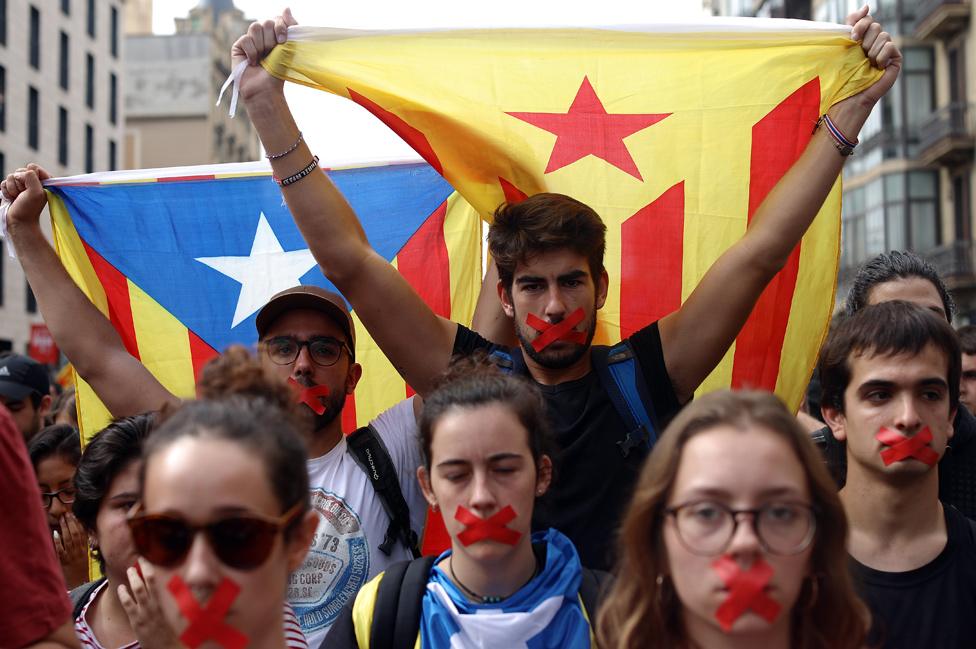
[324,355,606,649]
[597,389,869,649]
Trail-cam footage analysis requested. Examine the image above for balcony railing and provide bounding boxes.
[926,241,976,283]
[918,103,976,166]
[915,0,971,39]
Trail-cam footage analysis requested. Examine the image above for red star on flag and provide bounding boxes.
[507,76,670,181]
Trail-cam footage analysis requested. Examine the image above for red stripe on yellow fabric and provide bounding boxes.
[81,240,141,360]
[396,201,451,398]
[620,182,685,338]
[731,78,819,391]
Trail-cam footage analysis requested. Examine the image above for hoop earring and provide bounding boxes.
[804,575,820,611]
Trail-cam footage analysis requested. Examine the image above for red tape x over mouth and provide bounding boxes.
[288,377,330,415]
[875,427,939,466]
[168,575,247,649]
[455,505,522,546]
[526,308,587,353]
[712,555,781,632]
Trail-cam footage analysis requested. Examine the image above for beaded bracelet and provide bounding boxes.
[265,131,304,160]
[814,115,857,156]
[274,156,320,187]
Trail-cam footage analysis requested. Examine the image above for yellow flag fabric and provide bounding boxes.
[263,21,881,409]
[47,162,483,440]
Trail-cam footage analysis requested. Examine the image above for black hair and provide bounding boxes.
[418,353,553,470]
[958,325,976,356]
[28,423,81,470]
[73,413,156,535]
[845,250,955,322]
[820,301,961,414]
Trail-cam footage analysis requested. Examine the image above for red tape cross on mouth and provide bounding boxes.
[455,505,522,546]
[526,308,587,353]
[712,555,781,632]
[288,377,330,415]
[875,427,939,467]
[168,575,247,649]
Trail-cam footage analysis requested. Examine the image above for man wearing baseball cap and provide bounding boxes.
[3,167,425,645]
[0,353,52,441]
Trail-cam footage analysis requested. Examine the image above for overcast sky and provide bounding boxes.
[154,1,711,164]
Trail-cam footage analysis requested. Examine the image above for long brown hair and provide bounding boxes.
[596,390,868,649]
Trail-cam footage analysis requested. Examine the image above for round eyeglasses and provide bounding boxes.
[263,336,350,367]
[664,500,816,556]
[41,487,76,509]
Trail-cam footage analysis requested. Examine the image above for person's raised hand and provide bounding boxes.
[2,164,51,234]
[845,4,902,109]
[230,7,298,102]
[57,513,90,589]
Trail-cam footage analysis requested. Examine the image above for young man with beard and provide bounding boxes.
[0,354,52,442]
[232,7,900,569]
[820,301,976,649]
[2,167,425,646]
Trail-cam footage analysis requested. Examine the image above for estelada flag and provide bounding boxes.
[260,18,883,409]
[46,160,483,440]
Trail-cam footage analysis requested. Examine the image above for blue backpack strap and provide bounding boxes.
[591,342,660,457]
[487,347,516,374]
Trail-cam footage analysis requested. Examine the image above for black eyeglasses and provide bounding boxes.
[127,502,304,570]
[41,487,76,509]
[263,336,350,367]
[664,500,816,556]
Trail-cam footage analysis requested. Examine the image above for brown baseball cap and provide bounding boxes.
[255,286,356,360]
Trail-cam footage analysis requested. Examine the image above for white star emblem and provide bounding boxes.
[195,213,317,328]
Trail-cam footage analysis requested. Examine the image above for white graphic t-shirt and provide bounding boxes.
[289,397,425,648]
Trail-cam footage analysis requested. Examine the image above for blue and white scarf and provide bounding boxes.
[419,529,591,649]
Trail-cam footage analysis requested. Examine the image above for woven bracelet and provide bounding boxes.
[265,131,304,160]
[814,115,857,157]
[275,156,320,187]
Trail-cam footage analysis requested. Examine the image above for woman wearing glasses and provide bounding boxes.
[29,423,88,589]
[126,353,318,649]
[596,390,869,649]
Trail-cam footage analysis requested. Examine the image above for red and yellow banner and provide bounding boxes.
[264,21,882,409]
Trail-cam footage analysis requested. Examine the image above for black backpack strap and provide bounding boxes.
[346,424,420,558]
[70,577,106,620]
[591,342,660,457]
[578,568,613,619]
[369,556,437,649]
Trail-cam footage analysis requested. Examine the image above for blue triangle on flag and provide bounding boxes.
[52,163,455,353]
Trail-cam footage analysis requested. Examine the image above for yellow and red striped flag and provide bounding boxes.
[46,161,483,440]
[263,19,882,409]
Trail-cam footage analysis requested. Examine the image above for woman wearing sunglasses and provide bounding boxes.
[326,356,605,648]
[127,362,319,649]
[29,423,88,589]
[596,390,869,649]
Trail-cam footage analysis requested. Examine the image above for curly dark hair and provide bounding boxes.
[845,250,954,322]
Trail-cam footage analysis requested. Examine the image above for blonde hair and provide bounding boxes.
[596,390,868,649]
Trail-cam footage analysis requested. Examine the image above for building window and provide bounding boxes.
[0,66,5,132]
[58,107,68,165]
[0,0,7,47]
[86,0,94,38]
[109,72,117,124]
[26,282,36,314]
[61,0,69,15]
[953,172,972,242]
[29,6,40,69]
[28,86,39,150]
[59,31,69,90]
[108,139,116,171]
[86,53,94,108]
[110,6,118,58]
[85,123,93,172]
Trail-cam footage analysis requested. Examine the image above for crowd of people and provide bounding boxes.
[6,5,975,649]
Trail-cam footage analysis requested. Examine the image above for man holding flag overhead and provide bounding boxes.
[233,7,900,570]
